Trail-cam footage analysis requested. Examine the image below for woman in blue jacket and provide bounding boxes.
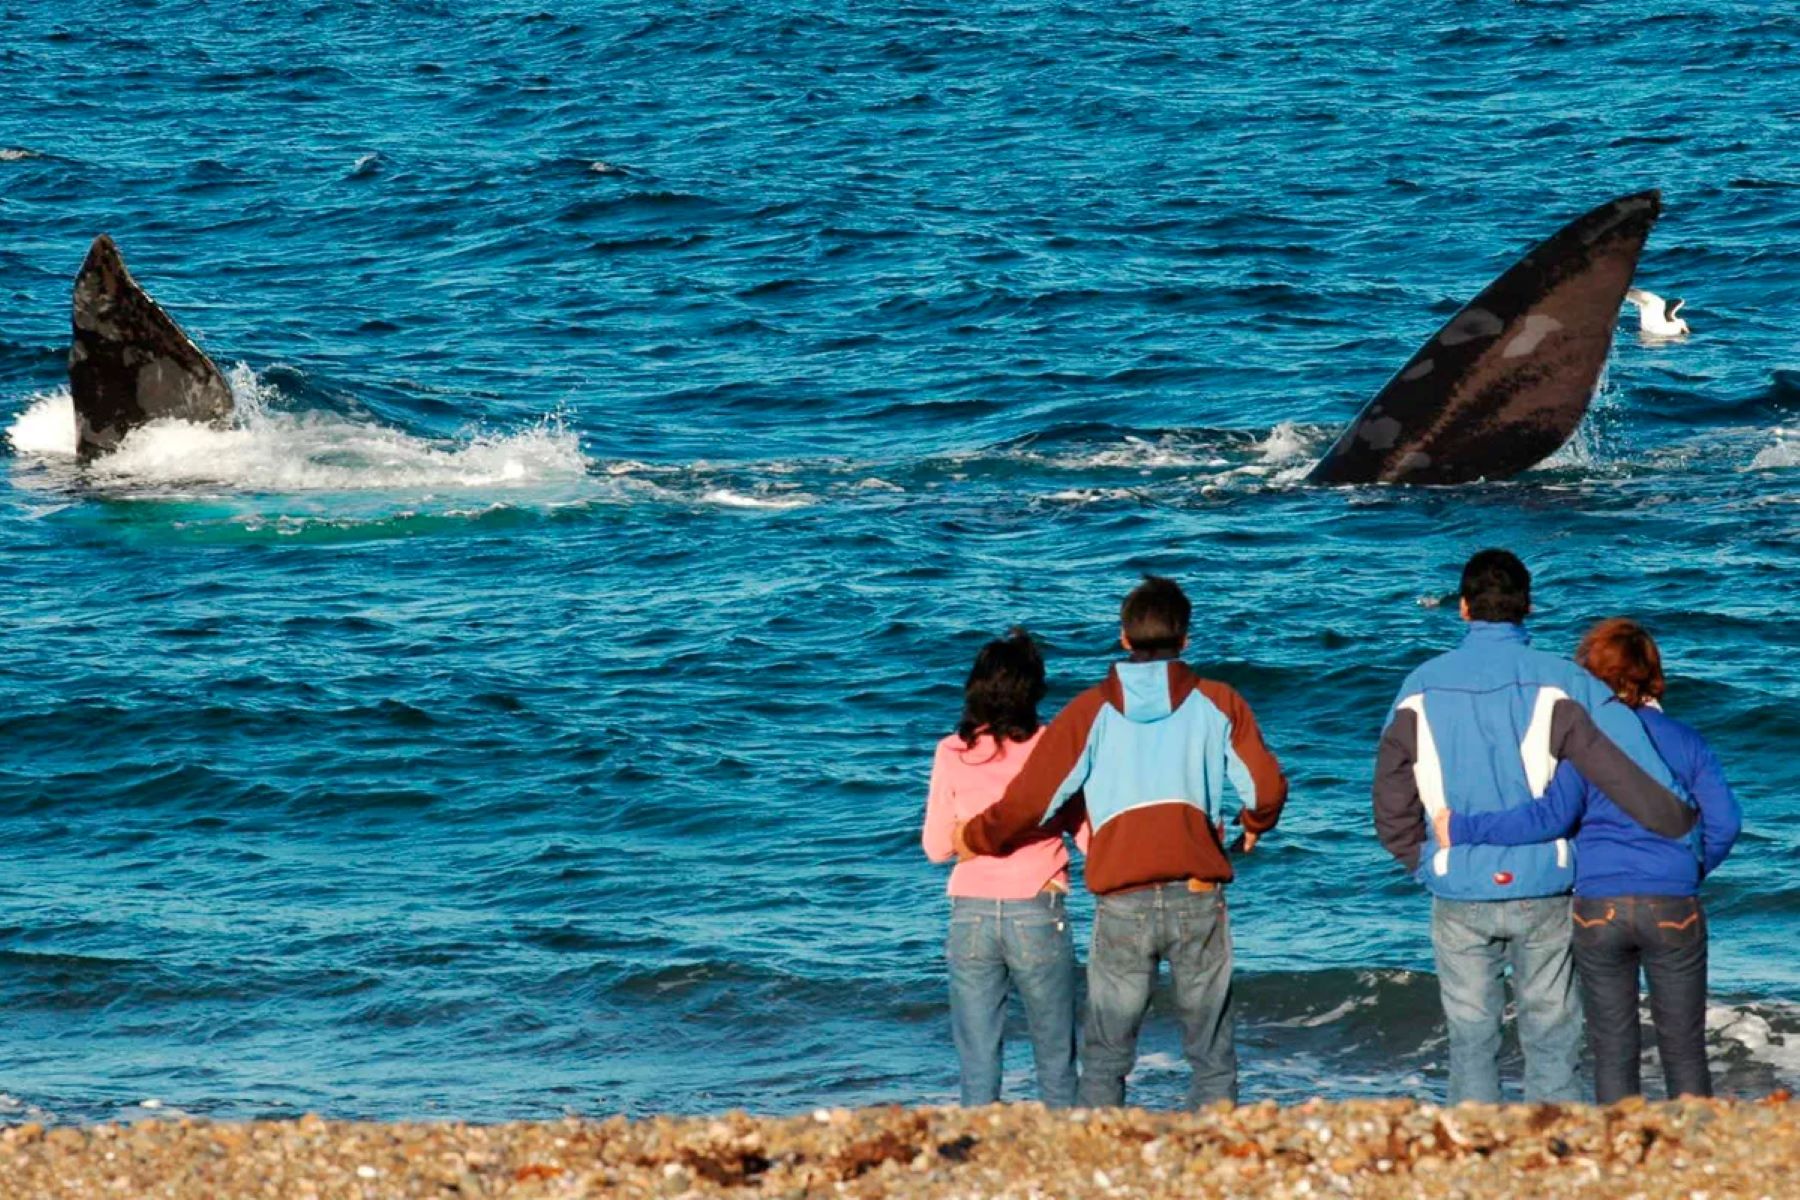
[1435,618,1742,1103]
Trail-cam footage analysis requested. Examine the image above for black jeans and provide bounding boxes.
[1571,894,1710,1103]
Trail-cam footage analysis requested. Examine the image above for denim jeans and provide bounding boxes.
[1079,882,1235,1109]
[1431,896,1582,1104]
[1572,894,1711,1103]
[947,892,1078,1107]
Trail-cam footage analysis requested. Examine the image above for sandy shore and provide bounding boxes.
[3,1095,1792,1198]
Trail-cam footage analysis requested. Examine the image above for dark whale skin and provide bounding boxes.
[1307,190,1661,485]
[68,234,234,459]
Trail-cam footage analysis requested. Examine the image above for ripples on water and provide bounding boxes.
[0,0,1796,1121]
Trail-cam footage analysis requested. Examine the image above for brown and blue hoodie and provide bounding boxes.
[962,659,1288,895]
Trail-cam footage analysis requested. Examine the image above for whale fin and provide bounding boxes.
[1307,190,1661,485]
[68,234,234,459]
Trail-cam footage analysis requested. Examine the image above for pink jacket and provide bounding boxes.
[922,731,1089,899]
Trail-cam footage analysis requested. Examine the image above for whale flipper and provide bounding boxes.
[1307,190,1661,485]
[68,235,233,459]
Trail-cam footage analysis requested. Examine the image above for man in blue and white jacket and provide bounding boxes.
[1372,550,1694,1105]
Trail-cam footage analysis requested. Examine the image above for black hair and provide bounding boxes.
[1460,549,1531,624]
[957,629,1047,748]
[1120,574,1191,658]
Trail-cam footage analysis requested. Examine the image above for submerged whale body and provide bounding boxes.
[1307,190,1662,485]
[68,234,233,459]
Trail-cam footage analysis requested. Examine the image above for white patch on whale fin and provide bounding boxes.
[1395,450,1432,475]
[1359,415,1403,450]
[1438,307,1505,346]
[1502,313,1563,358]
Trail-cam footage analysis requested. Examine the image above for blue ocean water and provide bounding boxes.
[1,0,1797,1123]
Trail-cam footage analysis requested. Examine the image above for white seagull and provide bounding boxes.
[1625,288,1690,337]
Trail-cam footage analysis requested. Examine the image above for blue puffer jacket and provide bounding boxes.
[1450,704,1742,897]
[1374,622,1694,902]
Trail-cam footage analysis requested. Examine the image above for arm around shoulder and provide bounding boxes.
[1551,699,1696,840]
[962,691,1102,856]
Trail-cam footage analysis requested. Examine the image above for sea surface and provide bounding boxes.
[1,0,1796,1123]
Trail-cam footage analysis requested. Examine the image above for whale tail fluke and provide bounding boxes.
[1307,190,1662,485]
[69,234,234,460]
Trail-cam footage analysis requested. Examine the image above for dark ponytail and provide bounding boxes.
[957,629,1047,748]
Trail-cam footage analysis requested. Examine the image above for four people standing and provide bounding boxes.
[927,552,1740,1109]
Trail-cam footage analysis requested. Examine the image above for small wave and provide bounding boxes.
[1042,487,1144,505]
[702,489,812,510]
[1712,1001,1800,1074]
[1252,421,1314,465]
[0,148,37,162]
[1750,428,1799,469]
[999,431,1235,473]
[0,1093,53,1124]
[115,1098,199,1122]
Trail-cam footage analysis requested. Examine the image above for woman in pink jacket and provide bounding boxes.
[923,630,1085,1107]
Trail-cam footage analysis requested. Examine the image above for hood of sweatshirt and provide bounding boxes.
[1109,659,1182,724]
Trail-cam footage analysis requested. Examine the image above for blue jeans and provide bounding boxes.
[1431,896,1583,1104]
[947,892,1078,1107]
[1079,882,1235,1109]
[1572,894,1711,1102]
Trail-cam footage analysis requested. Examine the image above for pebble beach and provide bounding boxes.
[6,1097,1793,1199]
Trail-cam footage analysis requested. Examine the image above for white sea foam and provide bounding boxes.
[1266,994,1377,1029]
[1711,1001,1800,1073]
[1217,422,1334,486]
[0,1092,51,1120]
[1253,420,1313,464]
[1043,487,1142,504]
[1539,425,1596,471]
[116,1098,198,1122]
[7,366,590,493]
[1750,427,1799,470]
[1017,433,1226,473]
[701,488,812,510]
[0,148,35,161]
[5,389,79,455]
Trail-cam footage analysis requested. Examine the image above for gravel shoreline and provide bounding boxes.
[4,1096,1792,1198]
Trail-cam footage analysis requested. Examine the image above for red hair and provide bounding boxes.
[1576,618,1665,709]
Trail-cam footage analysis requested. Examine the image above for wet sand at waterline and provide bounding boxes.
[5,1096,1793,1198]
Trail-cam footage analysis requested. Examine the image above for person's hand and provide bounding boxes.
[1432,806,1453,847]
[1239,831,1259,854]
[951,821,975,861]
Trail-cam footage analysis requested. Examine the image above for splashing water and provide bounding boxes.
[4,389,78,457]
[6,366,591,494]
[1750,428,1799,470]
